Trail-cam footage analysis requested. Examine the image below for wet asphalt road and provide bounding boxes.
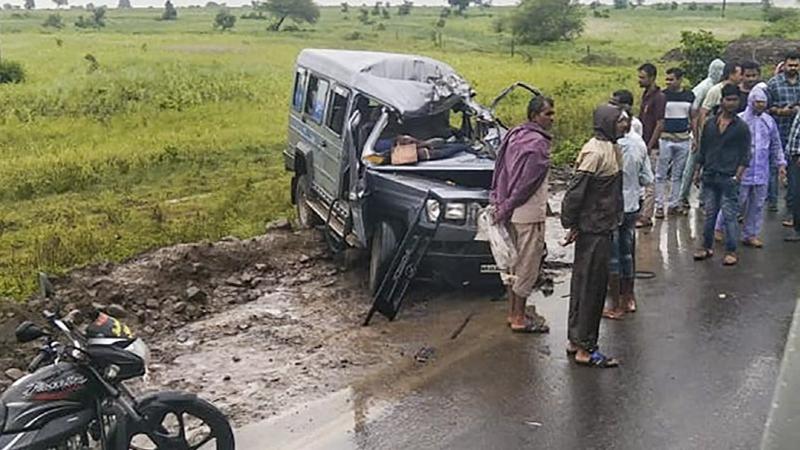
[239,208,800,450]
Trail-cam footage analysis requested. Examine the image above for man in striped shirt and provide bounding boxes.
[655,68,695,217]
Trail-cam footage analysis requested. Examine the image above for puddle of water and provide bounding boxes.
[229,387,392,450]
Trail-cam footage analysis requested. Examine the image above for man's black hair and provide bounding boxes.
[721,83,740,98]
[528,95,554,120]
[666,67,684,78]
[612,89,634,107]
[638,63,657,79]
[785,51,800,62]
[722,61,743,81]
[742,60,761,72]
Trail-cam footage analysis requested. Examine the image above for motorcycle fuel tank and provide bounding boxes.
[0,362,95,449]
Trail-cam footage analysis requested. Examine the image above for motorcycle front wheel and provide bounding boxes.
[128,395,234,450]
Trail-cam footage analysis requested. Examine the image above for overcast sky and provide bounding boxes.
[9,0,795,10]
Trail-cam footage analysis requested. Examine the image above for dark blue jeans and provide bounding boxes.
[610,212,637,279]
[791,156,800,232]
[703,176,740,253]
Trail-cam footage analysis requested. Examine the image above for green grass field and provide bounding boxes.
[0,4,768,298]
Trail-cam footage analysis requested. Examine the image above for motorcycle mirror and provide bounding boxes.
[15,321,48,343]
[38,272,55,299]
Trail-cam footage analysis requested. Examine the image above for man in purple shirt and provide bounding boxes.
[491,96,554,333]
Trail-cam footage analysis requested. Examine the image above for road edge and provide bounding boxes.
[760,295,800,450]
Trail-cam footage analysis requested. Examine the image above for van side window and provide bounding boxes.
[305,75,330,125]
[292,70,306,112]
[326,87,350,135]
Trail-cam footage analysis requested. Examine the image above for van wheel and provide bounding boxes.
[369,222,398,295]
[295,175,322,229]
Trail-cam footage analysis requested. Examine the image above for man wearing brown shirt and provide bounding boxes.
[636,63,667,228]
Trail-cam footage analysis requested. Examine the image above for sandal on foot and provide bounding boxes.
[723,253,738,266]
[511,318,550,334]
[693,248,713,260]
[602,308,625,320]
[575,350,619,368]
[507,313,546,327]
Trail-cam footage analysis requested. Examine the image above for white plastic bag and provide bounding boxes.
[475,205,518,271]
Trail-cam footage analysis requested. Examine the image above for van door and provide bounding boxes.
[301,73,339,202]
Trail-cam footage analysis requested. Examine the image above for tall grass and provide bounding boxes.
[0,5,766,298]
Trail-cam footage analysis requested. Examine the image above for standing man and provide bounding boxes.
[561,104,624,368]
[655,68,695,217]
[717,83,787,247]
[693,84,751,266]
[490,96,554,333]
[782,106,800,241]
[738,61,762,113]
[636,63,666,228]
[700,61,743,127]
[603,91,653,320]
[767,52,800,220]
[679,58,725,210]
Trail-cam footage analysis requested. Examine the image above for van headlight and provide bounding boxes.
[425,199,441,222]
[444,202,466,220]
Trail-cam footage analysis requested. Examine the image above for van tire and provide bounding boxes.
[295,174,322,229]
[369,221,399,295]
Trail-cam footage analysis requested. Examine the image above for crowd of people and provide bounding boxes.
[489,51,800,368]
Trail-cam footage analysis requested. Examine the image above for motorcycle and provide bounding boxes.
[0,275,235,450]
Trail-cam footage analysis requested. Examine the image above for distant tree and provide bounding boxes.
[686,2,697,10]
[52,0,68,7]
[263,0,320,31]
[43,13,64,28]
[162,0,177,19]
[24,0,35,10]
[669,1,678,9]
[205,1,220,7]
[440,6,450,17]
[358,5,369,23]
[3,4,13,10]
[510,0,583,45]
[679,30,724,84]
[371,1,380,15]
[448,0,470,14]
[118,0,132,8]
[75,5,106,28]
[635,0,643,5]
[213,8,236,30]
[613,0,627,9]
[382,7,390,18]
[397,0,411,15]
[340,1,348,12]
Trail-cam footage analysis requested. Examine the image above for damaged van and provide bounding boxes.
[284,49,539,323]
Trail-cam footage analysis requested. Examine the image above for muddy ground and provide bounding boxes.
[0,226,568,427]
[0,169,573,427]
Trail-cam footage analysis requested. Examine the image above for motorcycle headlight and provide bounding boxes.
[425,199,441,222]
[125,338,151,368]
[444,202,466,220]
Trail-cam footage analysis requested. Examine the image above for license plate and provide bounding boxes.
[480,264,502,274]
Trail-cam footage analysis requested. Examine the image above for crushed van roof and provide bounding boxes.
[297,49,472,117]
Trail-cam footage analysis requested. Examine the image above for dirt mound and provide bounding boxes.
[0,227,341,390]
[724,37,800,67]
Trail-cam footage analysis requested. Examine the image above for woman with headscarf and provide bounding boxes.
[715,83,787,247]
[561,104,625,368]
